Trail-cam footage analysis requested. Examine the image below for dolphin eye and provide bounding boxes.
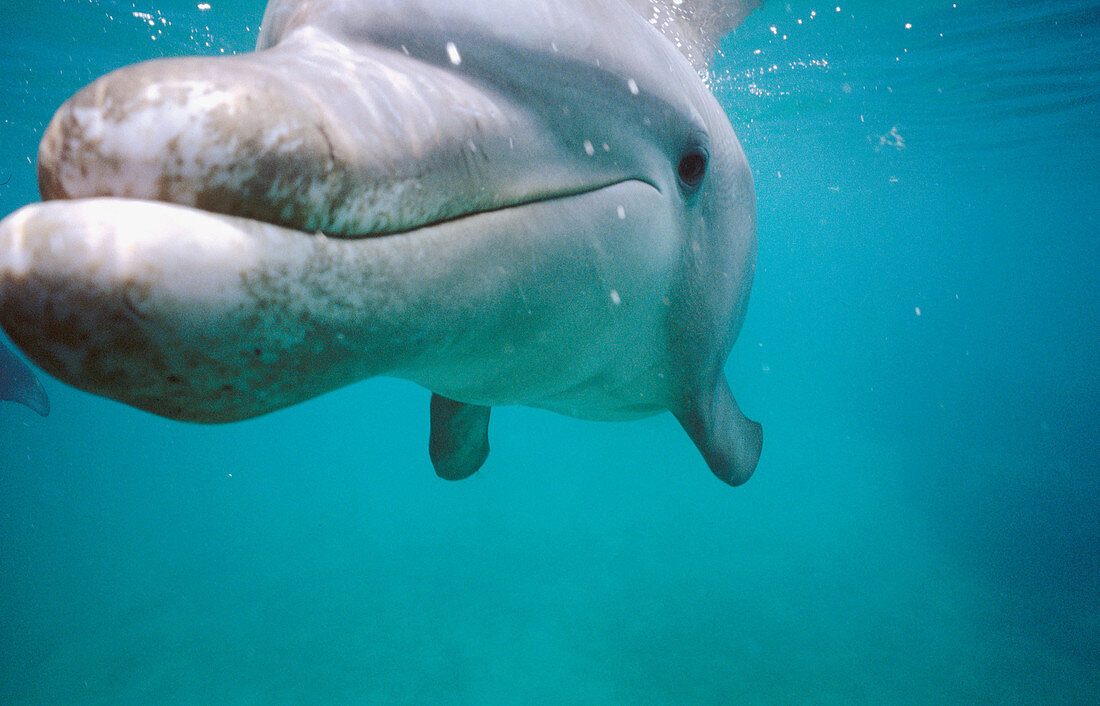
[677,146,708,190]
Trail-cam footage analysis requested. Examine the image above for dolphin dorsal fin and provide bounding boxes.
[625,0,760,71]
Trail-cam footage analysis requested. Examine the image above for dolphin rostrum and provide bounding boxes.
[0,0,761,484]
[0,340,49,417]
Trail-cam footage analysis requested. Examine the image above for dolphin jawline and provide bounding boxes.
[288,176,656,239]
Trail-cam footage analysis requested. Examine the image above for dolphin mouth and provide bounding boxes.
[37,171,646,244]
[50,178,646,242]
[314,177,650,239]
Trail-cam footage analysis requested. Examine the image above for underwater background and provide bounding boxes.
[1,1,1096,703]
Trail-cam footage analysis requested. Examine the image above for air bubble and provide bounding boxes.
[446,42,461,65]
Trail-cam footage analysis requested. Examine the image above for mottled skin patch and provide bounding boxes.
[37,47,538,238]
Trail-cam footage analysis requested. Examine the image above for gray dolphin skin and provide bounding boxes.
[0,340,49,417]
[0,0,761,485]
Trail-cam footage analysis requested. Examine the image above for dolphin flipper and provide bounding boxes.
[1,341,50,417]
[674,374,761,486]
[429,394,491,480]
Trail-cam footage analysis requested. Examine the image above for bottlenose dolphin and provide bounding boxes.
[0,0,761,484]
[0,340,49,417]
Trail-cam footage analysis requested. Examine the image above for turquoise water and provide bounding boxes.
[1,1,1097,703]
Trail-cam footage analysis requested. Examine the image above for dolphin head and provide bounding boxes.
[0,0,761,484]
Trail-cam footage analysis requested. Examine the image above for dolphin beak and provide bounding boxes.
[35,33,618,238]
[0,31,656,422]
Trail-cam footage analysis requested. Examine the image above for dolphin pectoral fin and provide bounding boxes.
[674,374,761,487]
[1,341,50,417]
[429,394,491,481]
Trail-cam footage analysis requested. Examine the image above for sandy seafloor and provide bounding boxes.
[1,1,1097,703]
